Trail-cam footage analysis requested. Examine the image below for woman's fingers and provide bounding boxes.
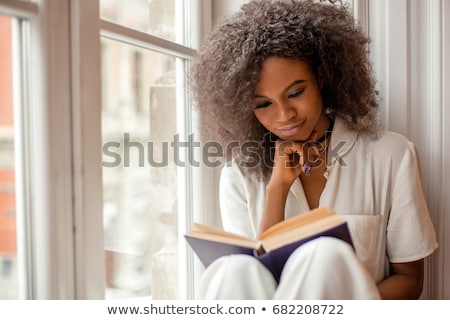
[274,139,322,174]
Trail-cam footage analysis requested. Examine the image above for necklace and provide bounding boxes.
[321,119,334,179]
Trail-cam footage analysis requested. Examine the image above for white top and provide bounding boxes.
[219,118,438,282]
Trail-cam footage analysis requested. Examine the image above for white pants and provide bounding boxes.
[199,237,381,299]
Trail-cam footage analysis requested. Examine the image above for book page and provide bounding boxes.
[260,207,335,240]
[261,214,344,251]
[187,223,261,249]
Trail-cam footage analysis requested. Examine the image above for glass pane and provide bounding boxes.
[102,38,182,299]
[100,0,184,45]
[0,15,18,299]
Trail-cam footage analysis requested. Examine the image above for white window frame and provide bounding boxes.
[0,0,212,299]
[98,1,209,300]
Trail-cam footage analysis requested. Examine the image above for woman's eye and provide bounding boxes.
[288,88,305,98]
[255,101,272,109]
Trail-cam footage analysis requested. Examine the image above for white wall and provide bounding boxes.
[364,0,450,299]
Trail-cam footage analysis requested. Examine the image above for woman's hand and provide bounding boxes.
[259,137,321,235]
[269,138,321,188]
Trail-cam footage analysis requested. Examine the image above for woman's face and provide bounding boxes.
[253,57,329,142]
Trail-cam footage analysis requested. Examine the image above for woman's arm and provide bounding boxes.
[376,259,424,299]
[258,140,310,235]
[259,182,290,235]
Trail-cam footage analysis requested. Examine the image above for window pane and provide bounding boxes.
[102,38,184,299]
[0,14,18,299]
[100,0,184,45]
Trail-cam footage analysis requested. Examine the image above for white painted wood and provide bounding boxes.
[70,0,105,299]
[367,0,449,299]
[367,0,386,128]
[0,0,37,18]
[12,17,33,299]
[423,0,444,300]
[100,20,197,59]
[442,0,450,299]
[408,0,432,299]
[352,0,369,35]
[27,0,75,299]
[386,0,410,136]
[189,0,212,49]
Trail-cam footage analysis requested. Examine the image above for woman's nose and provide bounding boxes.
[278,102,297,122]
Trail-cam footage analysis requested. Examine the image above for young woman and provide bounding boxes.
[190,0,437,299]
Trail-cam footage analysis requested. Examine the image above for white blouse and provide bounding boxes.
[219,117,438,282]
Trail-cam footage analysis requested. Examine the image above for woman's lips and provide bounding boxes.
[277,121,304,137]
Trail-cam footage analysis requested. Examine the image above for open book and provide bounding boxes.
[184,207,353,282]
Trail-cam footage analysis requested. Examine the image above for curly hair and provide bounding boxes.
[190,0,379,177]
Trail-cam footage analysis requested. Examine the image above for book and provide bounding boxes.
[184,207,353,282]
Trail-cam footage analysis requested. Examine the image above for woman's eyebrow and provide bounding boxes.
[254,79,306,98]
[285,79,306,92]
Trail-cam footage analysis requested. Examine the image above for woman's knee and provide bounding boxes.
[288,236,355,266]
[199,254,276,299]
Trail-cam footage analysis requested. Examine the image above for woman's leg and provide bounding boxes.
[274,237,381,299]
[198,254,277,299]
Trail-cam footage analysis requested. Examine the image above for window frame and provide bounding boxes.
[0,0,211,299]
